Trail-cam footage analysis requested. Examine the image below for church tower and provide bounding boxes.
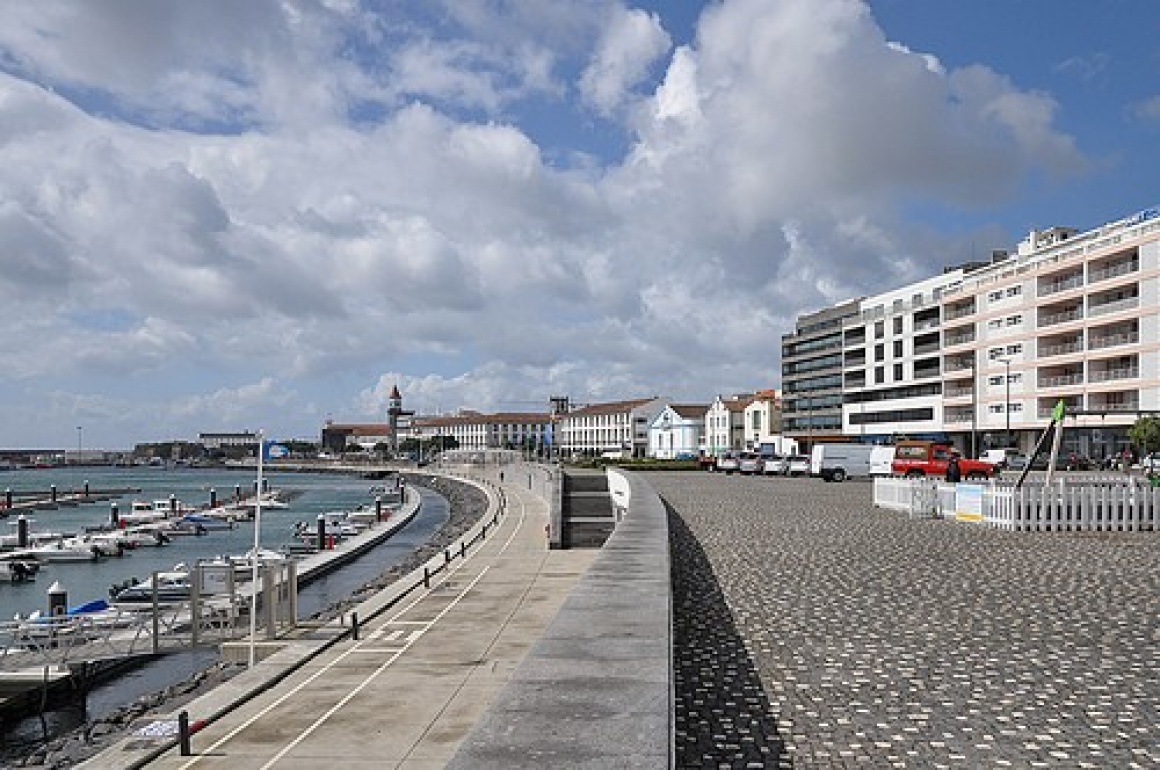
[387,384,412,453]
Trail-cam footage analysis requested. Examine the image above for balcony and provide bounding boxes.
[1087,395,1140,414]
[944,386,974,399]
[1038,273,1083,296]
[1038,372,1084,388]
[914,340,941,356]
[1088,330,1139,350]
[1038,307,1083,328]
[944,331,976,347]
[1088,295,1139,318]
[913,318,940,333]
[1037,337,1083,357]
[1089,367,1139,383]
[944,303,976,321]
[944,409,973,424]
[1088,258,1138,283]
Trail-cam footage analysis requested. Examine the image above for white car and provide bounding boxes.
[762,455,787,475]
[715,453,740,474]
[786,455,811,476]
[1141,452,1160,472]
[738,453,763,475]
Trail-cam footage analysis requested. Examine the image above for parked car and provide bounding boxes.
[785,455,811,476]
[1139,452,1160,472]
[715,453,741,475]
[762,455,788,475]
[738,452,763,475]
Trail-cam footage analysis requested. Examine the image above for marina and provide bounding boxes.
[0,464,453,757]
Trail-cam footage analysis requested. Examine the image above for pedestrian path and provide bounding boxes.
[82,467,596,769]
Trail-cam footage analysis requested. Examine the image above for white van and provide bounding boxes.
[811,443,876,482]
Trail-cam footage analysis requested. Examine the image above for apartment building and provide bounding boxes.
[409,412,552,451]
[741,389,783,450]
[555,397,668,458]
[781,299,861,451]
[784,202,1160,461]
[940,206,1159,460]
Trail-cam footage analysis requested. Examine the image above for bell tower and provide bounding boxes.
[387,384,413,453]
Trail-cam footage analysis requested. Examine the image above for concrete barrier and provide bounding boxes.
[448,468,672,768]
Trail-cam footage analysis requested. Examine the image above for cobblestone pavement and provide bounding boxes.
[644,472,1159,769]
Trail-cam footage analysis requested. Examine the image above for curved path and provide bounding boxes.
[87,467,595,769]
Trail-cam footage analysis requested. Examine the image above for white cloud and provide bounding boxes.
[0,0,1091,446]
[579,7,671,116]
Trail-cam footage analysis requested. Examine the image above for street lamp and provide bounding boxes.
[969,355,977,458]
[76,426,83,465]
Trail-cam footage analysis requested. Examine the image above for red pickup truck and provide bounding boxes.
[891,441,996,480]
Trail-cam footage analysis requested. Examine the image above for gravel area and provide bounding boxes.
[645,472,1160,769]
[8,473,488,768]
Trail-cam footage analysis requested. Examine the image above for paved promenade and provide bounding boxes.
[84,468,595,769]
[645,472,1159,768]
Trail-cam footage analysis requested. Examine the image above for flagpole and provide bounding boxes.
[248,429,264,668]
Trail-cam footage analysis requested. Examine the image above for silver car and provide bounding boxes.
[761,455,787,475]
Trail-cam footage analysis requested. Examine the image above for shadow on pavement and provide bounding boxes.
[667,502,788,768]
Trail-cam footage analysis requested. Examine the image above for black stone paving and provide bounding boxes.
[645,472,1159,769]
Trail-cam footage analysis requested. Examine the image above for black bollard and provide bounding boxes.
[51,484,57,503]
[375,496,382,522]
[351,612,359,641]
[169,494,177,514]
[235,484,242,502]
[110,502,120,529]
[4,488,10,510]
[316,515,326,552]
[209,488,217,508]
[17,515,29,548]
[83,480,90,498]
[178,711,191,756]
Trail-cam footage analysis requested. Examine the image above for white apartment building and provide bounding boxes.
[647,404,707,459]
[939,205,1159,460]
[555,397,668,458]
[789,202,1160,461]
[702,394,754,455]
[841,269,973,445]
[409,412,552,451]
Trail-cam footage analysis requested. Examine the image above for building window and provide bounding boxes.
[1006,314,1022,326]
[892,340,903,357]
[1006,343,1023,355]
[893,316,903,335]
[874,343,885,361]
[874,366,885,384]
[893,363,903,380]
[1006,286,1022,298]
[988,319,1003,330]
[874,320,885,339]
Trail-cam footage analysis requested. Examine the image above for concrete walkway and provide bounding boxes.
[83,468,595,769]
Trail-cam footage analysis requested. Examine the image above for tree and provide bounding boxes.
[1128,415,1160,455]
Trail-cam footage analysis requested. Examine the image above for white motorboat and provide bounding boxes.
[110,570,194,605]
[9,539,102,563]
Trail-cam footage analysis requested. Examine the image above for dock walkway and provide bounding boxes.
[82,465,595,768]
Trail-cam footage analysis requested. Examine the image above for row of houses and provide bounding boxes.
[317,391,788,461]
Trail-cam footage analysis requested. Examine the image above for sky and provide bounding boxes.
[0,0,1156,449]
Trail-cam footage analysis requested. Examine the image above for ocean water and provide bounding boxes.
[0,463,452,755]
[0,464,413,619]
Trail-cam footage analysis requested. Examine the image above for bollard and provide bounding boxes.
[444,548,451,565]
[460,541,466,559]
[17,515,29,548]
[375,496,383,522]
[423,566,430,588]
[209,488,217,509]
[83,480,90,498]
[4,488,10,510]
[169,494,177,514]
[351,611,360,641]
[316,515,326,553]
[178,711,191,756]
[48,581,68,616]
[110,502,120,529]
[51,484,58,503]
[235,484,242,502]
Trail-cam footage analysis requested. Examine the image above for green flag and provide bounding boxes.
[1051,399,1066,422]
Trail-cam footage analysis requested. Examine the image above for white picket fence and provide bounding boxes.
[872,476,1160,532]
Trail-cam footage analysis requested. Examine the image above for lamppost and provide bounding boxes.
[76,426,83,466]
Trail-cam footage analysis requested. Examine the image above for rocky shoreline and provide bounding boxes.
[8,473,489,769]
